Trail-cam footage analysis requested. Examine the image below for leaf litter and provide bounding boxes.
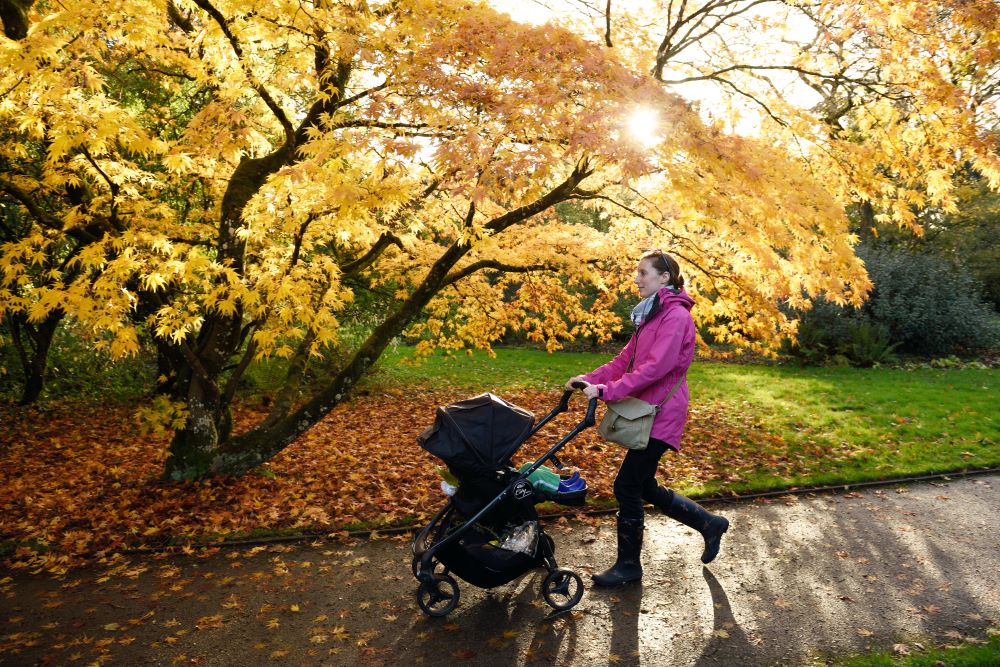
[3,390,835,573]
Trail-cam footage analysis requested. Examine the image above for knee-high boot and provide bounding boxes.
[592,514,643,587]
[649,488,729,564]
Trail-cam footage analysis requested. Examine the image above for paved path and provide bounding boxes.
[2,475,997,666]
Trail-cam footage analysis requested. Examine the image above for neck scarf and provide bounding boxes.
[630,294,658,327]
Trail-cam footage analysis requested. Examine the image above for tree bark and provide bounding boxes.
[0,0,32,40]
[9,310,62,405]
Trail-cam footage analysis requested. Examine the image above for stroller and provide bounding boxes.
[411,384,597,617]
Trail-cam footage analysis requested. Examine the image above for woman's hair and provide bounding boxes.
[640,249,684,289]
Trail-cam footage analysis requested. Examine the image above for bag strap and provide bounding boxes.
[655,376,684,410]
[625,333,638,373]
[623,332,684,410]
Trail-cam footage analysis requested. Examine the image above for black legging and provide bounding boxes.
[613,437,676,522]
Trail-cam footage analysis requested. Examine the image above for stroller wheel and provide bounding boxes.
[541,568,584,611]
[416,574,460,617]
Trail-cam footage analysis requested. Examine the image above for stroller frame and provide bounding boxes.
[412,385,597,617]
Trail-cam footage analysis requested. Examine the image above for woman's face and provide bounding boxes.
[634,258,669,298]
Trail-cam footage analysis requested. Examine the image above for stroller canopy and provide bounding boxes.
[418,393,535,472]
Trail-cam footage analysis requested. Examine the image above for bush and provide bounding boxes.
[0,320,156,403]
[838,321,900,367]
[786,246,998,364]
[858,245,999,355]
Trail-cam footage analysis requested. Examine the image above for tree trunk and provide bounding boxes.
[9,311,61,405]
[857,200,876,244]
[161,147,292,478]
[0,0,33,40]
[162,369,233,479]
[158,163,593,478]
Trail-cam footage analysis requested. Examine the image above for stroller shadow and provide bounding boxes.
[474,572,582,664]
[392,570,581,664]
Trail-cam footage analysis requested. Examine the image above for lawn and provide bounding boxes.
[366,347,1000,494]
[835,634,1000,666]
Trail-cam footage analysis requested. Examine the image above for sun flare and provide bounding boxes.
[626,107,660,148]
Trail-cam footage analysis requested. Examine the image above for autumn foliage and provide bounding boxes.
[0,0,875,478]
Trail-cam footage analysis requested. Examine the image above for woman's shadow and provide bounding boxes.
[607,582,644,667]
[605,569,756,667]
[694,568,757,666]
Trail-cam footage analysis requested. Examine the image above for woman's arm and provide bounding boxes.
[582,335,635,386]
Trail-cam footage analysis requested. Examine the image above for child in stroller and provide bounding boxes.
[411,386,596,617]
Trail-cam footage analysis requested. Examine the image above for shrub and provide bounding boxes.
[858,245,1000,355]
[838,321,900,367]
[785,298,863,365]
[785,245,998,364]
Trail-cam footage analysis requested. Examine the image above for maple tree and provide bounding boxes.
[1,0,993,477]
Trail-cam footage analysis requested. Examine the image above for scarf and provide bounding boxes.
[630,294,658,327]
[631,287,680,327]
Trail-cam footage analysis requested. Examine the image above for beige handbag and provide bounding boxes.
[597,381,682,450]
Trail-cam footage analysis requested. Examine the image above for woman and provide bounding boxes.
[567,250,729,587]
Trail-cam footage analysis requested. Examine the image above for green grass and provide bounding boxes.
[364,346,1000,491]
[362,345,611,392]
[833,634,1000,666]
[687,362,999,490]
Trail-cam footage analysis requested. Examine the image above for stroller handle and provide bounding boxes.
[560,381,598,427]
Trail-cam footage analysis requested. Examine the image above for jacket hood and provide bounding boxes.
[656,286,695,312]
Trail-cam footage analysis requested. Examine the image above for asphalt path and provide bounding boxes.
[2,474,997,666]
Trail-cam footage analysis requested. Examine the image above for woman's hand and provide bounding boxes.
[582,383,601,400]
[565,375,585,391]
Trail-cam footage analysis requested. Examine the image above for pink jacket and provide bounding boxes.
[583,287,696,450]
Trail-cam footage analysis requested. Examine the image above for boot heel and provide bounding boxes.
[701,516,729,564]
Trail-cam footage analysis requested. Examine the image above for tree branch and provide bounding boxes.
[222,336,258,404]
[484,157,596,235]
[713,76,788,126]
[80,147,123,230]
[191,0,295,143]
[340,232,405,276]
[659,63,898,88]
[604,0,613,47]
[0,177,102,243]
[442,260,553,288]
